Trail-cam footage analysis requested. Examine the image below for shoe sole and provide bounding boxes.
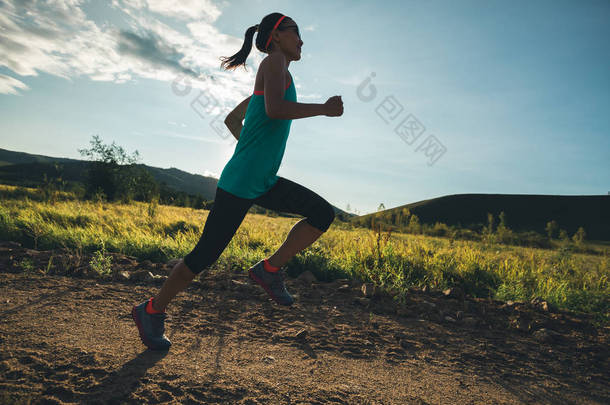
[248,268,293,306]
[131,305,170,351]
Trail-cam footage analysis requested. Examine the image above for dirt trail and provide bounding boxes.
[0,244,608,404]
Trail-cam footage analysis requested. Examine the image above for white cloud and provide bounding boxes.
[0,0,261,106]
[145,0,222,22]
[0,74,30,95]
[202,169,219,179]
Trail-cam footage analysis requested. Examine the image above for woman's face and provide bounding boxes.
[275,18,303,61]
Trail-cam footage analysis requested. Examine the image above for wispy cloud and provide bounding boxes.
[0,74,29,95]
[116,29,202,79]
[0,0,260,107]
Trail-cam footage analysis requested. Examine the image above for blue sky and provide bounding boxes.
[1,0,609,215]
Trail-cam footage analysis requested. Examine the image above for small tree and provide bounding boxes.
[559,229,569,242]
[545,220,559,240]
[78,135,158,202]
[400,208,411,227]
[496,211,513,244]
[572,227,586,246]
[486,212,495,235]
[408,214,421,234]
[40,163,66,203]
[377,202,385,212]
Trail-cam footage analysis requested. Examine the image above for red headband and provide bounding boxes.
[265,15,287,51]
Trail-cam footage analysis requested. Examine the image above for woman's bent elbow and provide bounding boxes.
[266,108,279,119]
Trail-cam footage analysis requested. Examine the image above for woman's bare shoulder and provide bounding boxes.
[259,53,287,75]
[254,55,289,93]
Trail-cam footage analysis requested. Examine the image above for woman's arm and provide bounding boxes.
[263,53,339,120]
[224,95,252,140]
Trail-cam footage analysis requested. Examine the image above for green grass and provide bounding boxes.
[1,184,608,323]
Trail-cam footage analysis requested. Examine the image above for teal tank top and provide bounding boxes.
[217,71,297,199]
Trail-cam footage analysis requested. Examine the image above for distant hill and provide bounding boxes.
[0,148,218,199]
[0,148,82,166]
[0,148,353,218]
[5,149,605,239]
[354,193,610,241]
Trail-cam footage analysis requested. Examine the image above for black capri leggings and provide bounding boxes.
[183,176,335,275]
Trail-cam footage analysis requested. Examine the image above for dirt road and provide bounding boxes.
[0,245,608,404]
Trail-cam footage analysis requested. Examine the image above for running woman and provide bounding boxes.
[132,13,344,350]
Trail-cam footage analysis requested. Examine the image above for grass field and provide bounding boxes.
[1,184,607,322]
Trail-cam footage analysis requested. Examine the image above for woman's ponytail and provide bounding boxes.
[219,24,259,71]
[219,13,289,70]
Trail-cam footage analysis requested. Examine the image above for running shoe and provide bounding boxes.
[131,300,172,350]
[248,260,294,306]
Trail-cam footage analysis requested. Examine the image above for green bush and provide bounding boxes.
[90,247,113,277]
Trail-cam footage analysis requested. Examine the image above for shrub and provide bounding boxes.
[90,247,113,277]
[573,227,586,245]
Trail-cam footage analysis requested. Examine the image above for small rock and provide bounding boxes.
[533,328,561,343]
[263,355,275,363]
[443,287,464,300]
[114,271,131,281]
[131,269,153,281]
[338,284,351,293]
[297,270,317,284]
[361,283,376,298]
[444,316,456,322]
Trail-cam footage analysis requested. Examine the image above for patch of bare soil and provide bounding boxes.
[0,242,608,404]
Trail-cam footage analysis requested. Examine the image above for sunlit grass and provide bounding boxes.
[1,184,607,322]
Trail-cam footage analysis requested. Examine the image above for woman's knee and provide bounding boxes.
[308,201,335,232]
[183,250,220,275]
